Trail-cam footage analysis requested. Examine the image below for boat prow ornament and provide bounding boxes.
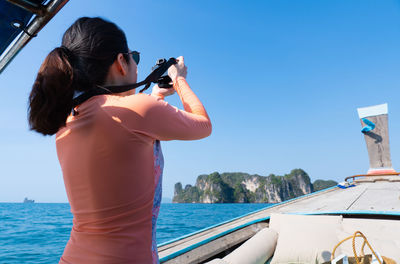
[357,103,396,175]
[345,103,400,183]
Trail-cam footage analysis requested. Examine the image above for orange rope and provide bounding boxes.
[345,172,400,182]
[331,231,382,264]
[352,231,382,264]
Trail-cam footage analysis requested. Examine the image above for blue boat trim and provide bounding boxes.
[159,216,271,262]
[157,185,338,248]
[159,209,400,262]
[157,204,272,247]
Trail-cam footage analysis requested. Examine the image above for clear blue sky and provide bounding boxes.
[1,0,400,202]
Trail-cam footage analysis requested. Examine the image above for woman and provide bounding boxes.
[28,17,211,263]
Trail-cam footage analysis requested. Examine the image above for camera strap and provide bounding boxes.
[71,58,177,110]
[72,80,147,109]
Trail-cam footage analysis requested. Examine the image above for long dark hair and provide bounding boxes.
[28,17,130,135]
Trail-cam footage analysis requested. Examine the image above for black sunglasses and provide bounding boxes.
[125,50,140,65]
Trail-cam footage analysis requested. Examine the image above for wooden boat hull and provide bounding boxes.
[158,177,400,263]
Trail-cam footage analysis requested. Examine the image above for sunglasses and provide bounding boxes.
[125,50,140,65]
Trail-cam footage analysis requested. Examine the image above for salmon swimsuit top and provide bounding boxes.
[56,77,211,264]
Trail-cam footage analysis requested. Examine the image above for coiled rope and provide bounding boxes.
[331,231,382,264]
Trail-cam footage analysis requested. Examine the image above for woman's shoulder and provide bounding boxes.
[105,93,156,104]
[103,93,168,112]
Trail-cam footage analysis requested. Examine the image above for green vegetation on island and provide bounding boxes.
[312,179,339,192]
[173,169,337,203]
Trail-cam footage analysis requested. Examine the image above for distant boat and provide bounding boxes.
[23,197,34,203]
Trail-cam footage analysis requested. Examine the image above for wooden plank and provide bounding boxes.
[348,182,400,211]
[360,114,393,170]
[275,184,368,212]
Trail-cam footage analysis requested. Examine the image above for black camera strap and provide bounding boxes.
[71,58,177,110]
[71,81,143,109]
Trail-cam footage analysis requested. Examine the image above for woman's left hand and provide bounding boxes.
[151,84,175,99]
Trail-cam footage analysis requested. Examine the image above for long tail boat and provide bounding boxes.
[158,103,400,263]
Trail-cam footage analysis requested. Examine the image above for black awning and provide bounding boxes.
[0,0,68,74]
[0,0,45,55]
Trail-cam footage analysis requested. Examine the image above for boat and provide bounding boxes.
[1,1,399,263]
[23,197,34,203]
[157,103,400,263]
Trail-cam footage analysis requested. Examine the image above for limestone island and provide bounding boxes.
[173,169,337,203]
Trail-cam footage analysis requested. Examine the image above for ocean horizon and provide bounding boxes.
[0,202,272,263]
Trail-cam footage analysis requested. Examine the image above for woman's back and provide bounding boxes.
[56,86,211,263]
[57,94,157,263]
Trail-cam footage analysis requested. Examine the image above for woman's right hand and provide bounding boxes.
[168,56,187,82]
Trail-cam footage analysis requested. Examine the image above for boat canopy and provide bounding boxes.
[0,0,41,55]
[0,0,68,74]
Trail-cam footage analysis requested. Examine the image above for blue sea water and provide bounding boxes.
[0,203,271,263]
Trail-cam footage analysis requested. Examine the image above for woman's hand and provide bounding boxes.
[151,84,175,99]
[168,56,187,82]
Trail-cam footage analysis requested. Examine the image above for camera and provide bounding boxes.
[152,58,177,88]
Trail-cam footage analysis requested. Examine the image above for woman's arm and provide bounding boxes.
[106,78,211,141]
[140,77,211,140]
[173,77,210,121]
[127,56,211,140]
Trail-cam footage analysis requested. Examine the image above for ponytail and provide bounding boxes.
[28,17,129,136]
[28,47,75,135]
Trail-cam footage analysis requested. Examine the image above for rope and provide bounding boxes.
[331,231,382,264]
[361,118,376,133]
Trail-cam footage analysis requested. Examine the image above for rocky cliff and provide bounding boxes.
[173,169,337,203]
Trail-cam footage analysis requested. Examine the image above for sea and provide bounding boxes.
[0,203,271,263]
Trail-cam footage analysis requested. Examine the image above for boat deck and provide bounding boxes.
[158,177,400,263]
